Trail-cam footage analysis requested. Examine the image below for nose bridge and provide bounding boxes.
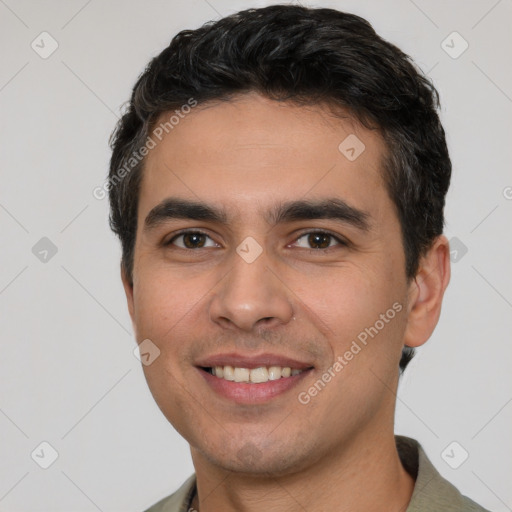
[209,243,294,331]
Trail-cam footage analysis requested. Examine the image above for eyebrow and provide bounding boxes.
[143,196,371,232]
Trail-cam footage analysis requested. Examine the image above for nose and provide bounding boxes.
[208,247,294,332]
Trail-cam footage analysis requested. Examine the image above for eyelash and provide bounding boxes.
[165,229,348,253]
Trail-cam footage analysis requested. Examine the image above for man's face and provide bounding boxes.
[124,92,414,474]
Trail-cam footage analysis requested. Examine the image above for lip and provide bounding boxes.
[197,366,313,404]
[195,352,313,370]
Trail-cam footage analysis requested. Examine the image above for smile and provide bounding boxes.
[198,365,314,404]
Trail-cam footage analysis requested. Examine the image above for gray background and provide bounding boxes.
[0,0,510,510]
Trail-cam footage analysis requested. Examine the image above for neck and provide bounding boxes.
[190,429,415,512]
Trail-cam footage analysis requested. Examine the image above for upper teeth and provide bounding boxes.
[212,366,303,383]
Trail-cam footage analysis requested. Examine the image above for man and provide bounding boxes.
[108,5,490,511]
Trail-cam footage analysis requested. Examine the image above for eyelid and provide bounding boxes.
[165,228,218,247]
[291,228,349,249]
[165,228,349,250]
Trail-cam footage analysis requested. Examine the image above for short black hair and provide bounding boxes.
[108,4,451,373]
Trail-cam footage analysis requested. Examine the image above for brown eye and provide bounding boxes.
[294,231,344,250]
[167,231,217,249]
[307,233,331,249]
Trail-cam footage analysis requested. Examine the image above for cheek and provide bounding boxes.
[132,264,207,344]
[289,264,395,337]
[291,262,407,384]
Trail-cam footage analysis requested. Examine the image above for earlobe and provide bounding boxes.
[403,235,451,348]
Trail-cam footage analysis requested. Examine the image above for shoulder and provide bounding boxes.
[396,436,491,512]
[142,474,196,512]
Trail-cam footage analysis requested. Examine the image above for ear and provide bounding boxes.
[121,263,135,324]
[403,235,451,348]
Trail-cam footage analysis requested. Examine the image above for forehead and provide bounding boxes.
[140,92,391,223]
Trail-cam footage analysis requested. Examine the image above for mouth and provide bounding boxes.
[195,354,314,404]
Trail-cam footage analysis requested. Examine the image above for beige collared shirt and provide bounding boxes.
[143,435,490,511]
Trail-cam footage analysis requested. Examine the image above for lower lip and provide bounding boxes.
[197,367,312,404]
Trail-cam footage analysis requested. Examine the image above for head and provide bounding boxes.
[108,5,451,475]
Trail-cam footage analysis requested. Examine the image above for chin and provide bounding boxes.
[193,432,322,477]
[204,451,302,476]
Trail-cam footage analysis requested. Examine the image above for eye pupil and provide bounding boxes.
[184,233,205,248]
[309,233,330,249]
